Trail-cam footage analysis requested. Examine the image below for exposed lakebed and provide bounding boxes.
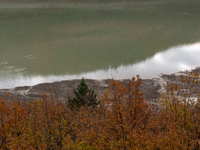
[1,68,200,102]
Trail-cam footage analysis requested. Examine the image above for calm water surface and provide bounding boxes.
[0,0,200,88]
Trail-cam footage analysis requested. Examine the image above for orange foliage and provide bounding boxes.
[0,73,200,149]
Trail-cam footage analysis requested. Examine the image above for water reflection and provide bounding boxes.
[0,42,200,89]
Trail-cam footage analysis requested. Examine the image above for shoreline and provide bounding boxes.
[1,67,200,101]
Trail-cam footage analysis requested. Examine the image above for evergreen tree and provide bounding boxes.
[68,78,99,110]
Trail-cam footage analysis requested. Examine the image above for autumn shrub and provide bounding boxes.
[97,75,150,149]
[0,98,27,149]
[157,71,200,149]
[1,72,200,149]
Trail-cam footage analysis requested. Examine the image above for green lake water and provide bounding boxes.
[0,0,200,88]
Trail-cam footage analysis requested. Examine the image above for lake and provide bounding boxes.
[0,0,200,89]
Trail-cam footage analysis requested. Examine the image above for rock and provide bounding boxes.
[1,69,200,102]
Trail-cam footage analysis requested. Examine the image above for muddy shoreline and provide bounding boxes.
[1,68,200,101]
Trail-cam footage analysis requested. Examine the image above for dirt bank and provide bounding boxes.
[1,67,200,102]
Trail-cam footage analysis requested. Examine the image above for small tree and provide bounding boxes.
[68,78,99,110]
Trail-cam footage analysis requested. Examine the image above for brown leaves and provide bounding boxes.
[1,73,200,149]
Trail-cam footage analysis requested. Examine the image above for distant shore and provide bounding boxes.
[1,67,200,101]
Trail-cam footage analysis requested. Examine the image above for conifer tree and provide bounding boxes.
[68,78,99,110]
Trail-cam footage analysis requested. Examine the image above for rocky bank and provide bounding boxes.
[1,68,200,102]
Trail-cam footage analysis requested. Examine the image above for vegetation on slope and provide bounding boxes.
[1,71,200,149]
